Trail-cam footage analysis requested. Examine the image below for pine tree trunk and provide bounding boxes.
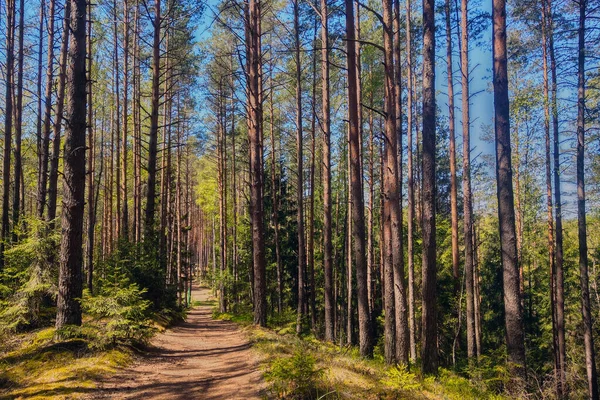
[547,0,566,392]
[247,0,266,326]
[48,3,71,224]
[346,0,371,356]
[86,0,95,293]
[393,0,408,365]
[381,0,397,363]
[56,0,87,329]
[421,0,438,375]
[145,0,161,239]
[459,0,476,362]
[121,0,130,239]
[35,0,45,219]
[492,0,526,378]
[112,0,121,238]
[133,0,141,242]
[2,0,15,263]
[576,1,598,397]
[294,0,306,335]
[405,0,417,362]
[12,0,24,235]
[321,0,334,341]
[308,25,318,331]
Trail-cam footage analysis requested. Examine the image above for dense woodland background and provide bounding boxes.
[1,0,600,397]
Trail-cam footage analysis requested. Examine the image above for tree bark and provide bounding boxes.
[246,0,266,326]
[405,0,417,362]
[2,0,15,263]
[121,0,130,238]
[492,0,526,377]
[145,0,161,239]
[382,0,398,364]
[346,0,372,357]
[56,0,87,329]
[321,0,334,342]
[421,0,438,375]
[294,0,306,335]
[48,2,71,224]
[576,1,598,397]
[393,0,408,365]
[547,0,566,392]
[35,0,45,219]
[86,0,95,293]
[459,0,476,362]
[12,0,25,234]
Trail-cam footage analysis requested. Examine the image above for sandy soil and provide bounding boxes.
[91,286,265,399]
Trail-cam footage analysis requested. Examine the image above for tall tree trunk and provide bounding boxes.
[293,0,306,335]
[48,2,71,224]
[405,0,417,362]
[346,0,371,355]
[393,0,408,365]
[112,0,121,238]
[133,0,141,242]
[308,24,318,331]
[321,0,334,342]
[86,0,95,293]
[121,0,130,238]
[421,0,437,375]
[145,0,161,239]
[445,0,461,364]
[268,68,282,314]
[12,0,24,234]
[367,73,375,317]
[540,4,559,394]
[381,0,397,364]
[247,0,266,326]
[460,0,476,362]
[492,0,526,377]
[56,0,87,329]
[445,0,459,298]
[231,67,239,307]
[36,0,45,218]
[218,81,228,313]
[576,1,598,397]
[547,0,566,392]
[2,0,15,265]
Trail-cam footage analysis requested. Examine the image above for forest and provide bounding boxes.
[0,0,599,397]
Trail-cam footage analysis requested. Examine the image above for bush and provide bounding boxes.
[381,365,422,392]
[265,346,324,399]
[81,283,156,349]
[0,219,59,334]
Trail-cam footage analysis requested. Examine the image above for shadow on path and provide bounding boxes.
[89,286,265,399]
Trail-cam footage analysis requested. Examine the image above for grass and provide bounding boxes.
[214,309,506,400]
[0,301,188,399]
[0,328,132,399]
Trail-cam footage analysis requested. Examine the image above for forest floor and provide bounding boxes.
[90,286,265,399]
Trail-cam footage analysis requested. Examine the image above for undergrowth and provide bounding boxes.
[214,308,506,400]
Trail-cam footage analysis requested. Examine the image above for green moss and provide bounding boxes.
[0,328,132,400]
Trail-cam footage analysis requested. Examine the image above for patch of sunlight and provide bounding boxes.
[0,328,131,400]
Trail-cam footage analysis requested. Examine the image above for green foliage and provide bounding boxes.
[0,218,59,334]
[265,345,324,399]
[81,283,156,349]
[381,365,422,392]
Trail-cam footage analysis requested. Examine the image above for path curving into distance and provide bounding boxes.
[92,286,264,399]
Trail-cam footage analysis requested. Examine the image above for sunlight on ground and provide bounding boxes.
[0,328,131,400]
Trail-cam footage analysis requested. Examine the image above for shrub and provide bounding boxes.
[265,346,324,399]
[381,365,422,392]
[81,283,156,349]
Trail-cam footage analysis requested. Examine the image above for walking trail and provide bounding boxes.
[92,286,265,399]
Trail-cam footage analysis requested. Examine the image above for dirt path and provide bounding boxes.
[92,286,265,399]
